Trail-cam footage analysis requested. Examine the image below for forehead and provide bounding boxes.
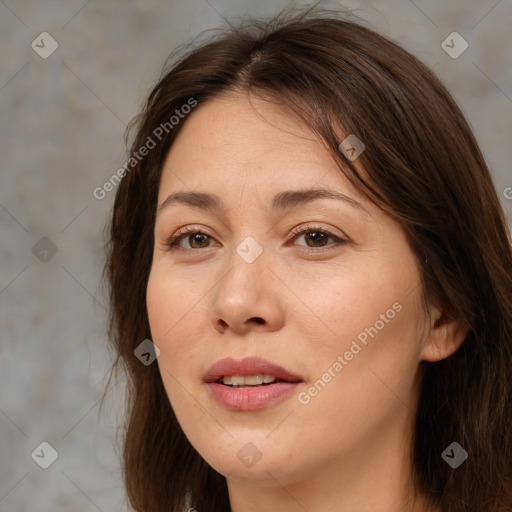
[158,93,363,203]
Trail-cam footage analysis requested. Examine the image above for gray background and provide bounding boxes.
[1,0,511,510]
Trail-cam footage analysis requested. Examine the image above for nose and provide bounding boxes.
[209,244,285,335]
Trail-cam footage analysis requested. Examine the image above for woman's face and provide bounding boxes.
[146,93,435,491]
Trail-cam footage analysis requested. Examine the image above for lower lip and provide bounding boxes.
[207,382,301,411]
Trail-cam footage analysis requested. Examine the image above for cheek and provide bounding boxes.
[299,270,391,351]
[300,267,425,405]
[147,272,187,367]
[146,275,171,345]
[146,268,210,378]
[146,274,200,418]
[293,303,424,445]
[147,268,197,339]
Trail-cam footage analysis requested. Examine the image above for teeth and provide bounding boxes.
[221,374,277,386]
[231,375,246,386]
[243,374,263,385]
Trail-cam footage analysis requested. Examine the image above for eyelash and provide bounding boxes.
[165,224,347,254]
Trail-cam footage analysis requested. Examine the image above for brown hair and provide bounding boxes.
[103,7,512,512]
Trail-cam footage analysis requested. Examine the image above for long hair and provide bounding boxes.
[103,7,512,512]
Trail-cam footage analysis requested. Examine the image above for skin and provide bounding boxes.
[146,93,469,512]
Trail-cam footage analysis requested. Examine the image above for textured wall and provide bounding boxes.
[1,0,510,510]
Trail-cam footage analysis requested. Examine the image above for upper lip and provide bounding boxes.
[204,357,303,383]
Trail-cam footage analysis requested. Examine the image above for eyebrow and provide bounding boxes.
[157,187,366,215]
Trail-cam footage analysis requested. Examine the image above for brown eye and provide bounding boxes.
[187,233,211,248]
[166,224,347,253]
[168,230,213,250]
[302,231,330,247]
[289,225,346,251]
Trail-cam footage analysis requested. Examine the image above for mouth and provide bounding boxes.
[215,374,293,387]
[204,357,304,411]
[204,356,303,385]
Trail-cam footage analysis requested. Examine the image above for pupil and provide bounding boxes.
[191,234,208,248]
[306,231,326,246]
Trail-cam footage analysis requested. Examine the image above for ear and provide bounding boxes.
[420,305,470,362]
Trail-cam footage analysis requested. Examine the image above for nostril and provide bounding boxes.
[252,317,264,324]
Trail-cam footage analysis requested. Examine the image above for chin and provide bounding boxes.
[194,435,302,483]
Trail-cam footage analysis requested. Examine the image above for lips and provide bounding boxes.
[204,357,304,411]
[204,356,303,384]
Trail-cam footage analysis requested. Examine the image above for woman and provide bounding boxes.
[103,7,512,512]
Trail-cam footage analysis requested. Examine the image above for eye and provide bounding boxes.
[166,226,216,251]
[165,224,347,253]
[288,224,347,251]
